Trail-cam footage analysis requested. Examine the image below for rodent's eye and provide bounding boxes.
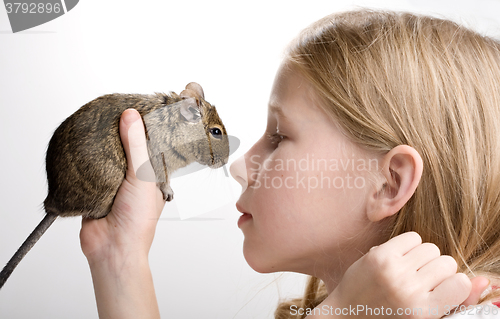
[210,127,223,139]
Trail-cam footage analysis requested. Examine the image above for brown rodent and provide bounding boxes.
[0,82,229,289]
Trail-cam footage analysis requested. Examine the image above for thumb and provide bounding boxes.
[119,108,155,182]
[461,276,490,307]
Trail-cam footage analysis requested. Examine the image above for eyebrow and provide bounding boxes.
[269,104,288,120]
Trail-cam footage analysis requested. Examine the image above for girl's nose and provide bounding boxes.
[230,155,249,193]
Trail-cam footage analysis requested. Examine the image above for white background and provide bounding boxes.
[1,0,500,318]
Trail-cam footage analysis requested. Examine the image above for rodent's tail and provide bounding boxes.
[0,213,57,289]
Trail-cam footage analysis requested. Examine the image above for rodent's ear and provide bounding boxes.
[185,82,204,99]
[180,82,205,103]
[179,98,202,123]
[180,89,200,106]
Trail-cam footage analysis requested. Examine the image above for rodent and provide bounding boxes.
[0,82,229,289]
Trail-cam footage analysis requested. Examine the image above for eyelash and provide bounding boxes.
[267,132,285,145]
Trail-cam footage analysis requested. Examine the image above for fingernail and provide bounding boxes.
[123,109,140,125]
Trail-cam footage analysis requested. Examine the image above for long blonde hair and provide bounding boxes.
[275,9,500,318]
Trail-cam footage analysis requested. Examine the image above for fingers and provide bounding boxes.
[119,109,155,182]
[365,231,485,318]
[403,242,441,270]
[461,276,490,307]
[429,273,471,316]
[417,255,458,288]
[374,231,423,257]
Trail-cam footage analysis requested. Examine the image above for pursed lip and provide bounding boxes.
[236,202,252,216]
[236,202,253,228]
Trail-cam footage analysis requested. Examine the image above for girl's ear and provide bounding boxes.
[366,145,423,222]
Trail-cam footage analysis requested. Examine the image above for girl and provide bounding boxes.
[81,9,500,318]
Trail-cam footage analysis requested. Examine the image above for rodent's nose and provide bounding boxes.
[230,155,248,194]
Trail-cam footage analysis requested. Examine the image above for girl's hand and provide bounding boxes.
[311,232,489,318]
[80,108,165,264]
[80,109,165,319]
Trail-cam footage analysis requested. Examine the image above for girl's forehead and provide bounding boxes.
[268,64,324,123]
[270,62,301,96]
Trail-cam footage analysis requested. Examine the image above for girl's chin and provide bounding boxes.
[242,245,279,273]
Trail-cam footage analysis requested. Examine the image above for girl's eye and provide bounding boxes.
[267,132,285,146]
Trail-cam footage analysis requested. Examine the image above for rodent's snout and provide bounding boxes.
[209,133,229,169]
[210,156,228,169]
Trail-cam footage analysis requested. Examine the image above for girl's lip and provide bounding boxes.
[236,202,251,216]
[236,202,253,228]
[238,212,253,228]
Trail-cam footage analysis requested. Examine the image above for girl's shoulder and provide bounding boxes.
[444,303,499,318]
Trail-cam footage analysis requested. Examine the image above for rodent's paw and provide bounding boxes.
[165,193,174,202]
[159,183,174,202]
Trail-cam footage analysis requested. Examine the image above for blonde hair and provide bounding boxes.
[276,9,500,318]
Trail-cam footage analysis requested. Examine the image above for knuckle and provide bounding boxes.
[422,242,441,257]
[439,255,458,272]
[365,249,400,283]
[405,231,422,244]
[366,247,390,267]
[454,273,472,291]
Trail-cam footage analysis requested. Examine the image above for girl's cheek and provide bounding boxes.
[246,141,289,186]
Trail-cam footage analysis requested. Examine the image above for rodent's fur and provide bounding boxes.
[0,82,229,289]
